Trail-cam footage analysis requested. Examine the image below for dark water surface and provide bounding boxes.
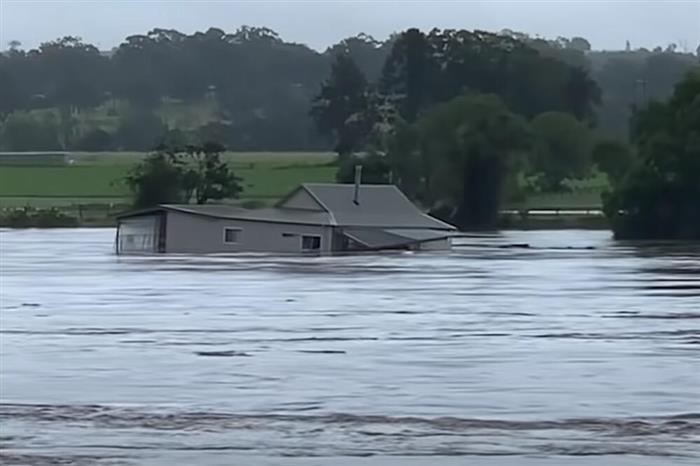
[1,228,698,465]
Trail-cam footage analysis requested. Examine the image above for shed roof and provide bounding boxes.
[296,183,456,230]
[344,227,455,249]
[117,204,332,226]
[118,183,456,231]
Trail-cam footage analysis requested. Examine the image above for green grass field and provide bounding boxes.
[0,151,606,210]
[0,152,337,207]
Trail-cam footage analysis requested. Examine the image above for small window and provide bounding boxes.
[282,232,298,238]
[302,235,321,251]
[223,227,242,244]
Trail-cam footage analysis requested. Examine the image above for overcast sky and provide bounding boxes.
[1,0,699,52]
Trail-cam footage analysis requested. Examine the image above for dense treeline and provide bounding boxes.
[0,26,697,151]
[309,28,699,234]
[603,71,700,239]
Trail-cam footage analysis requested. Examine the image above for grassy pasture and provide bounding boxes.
[0,151,606,211]
[0,151,337,207]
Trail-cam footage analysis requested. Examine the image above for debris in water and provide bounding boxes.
[297,350,347,354]
[194,350,251,357]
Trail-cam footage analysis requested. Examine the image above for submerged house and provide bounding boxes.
[115,183,457,254]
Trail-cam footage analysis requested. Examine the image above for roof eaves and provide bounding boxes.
[115,206,166,219]
[161,204,333,227]
[418,213,458,230]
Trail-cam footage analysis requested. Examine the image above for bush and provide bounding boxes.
[0,207,79,228]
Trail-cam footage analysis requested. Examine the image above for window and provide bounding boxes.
[223,227,242,244]
[117,217,158,253]
[302,235,321,251]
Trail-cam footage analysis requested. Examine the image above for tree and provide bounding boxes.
[592,50,698,140]
[568,37,591,52]
[325,34,391,81]
[34,37,108,111]
[0,112,61,151]
[411,93,530,229]
[0,67,24,118]
[124,142,242,207]
[310,54,370,158]
[380,28,437,122]
[603,71,700,239]
[336,153,391,184]
[591,139,634,184]
[381,28,601,123]
[125,151,188,208]
[115,110,168,150]
[529,112,593,192]
[180,142,243,204]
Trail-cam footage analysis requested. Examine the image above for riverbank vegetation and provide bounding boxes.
[1,26,697,235]
[603,72,700,239]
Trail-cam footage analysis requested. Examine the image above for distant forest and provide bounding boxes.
[0,26,698,151]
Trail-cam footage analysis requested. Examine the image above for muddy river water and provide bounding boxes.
[1,228,698,465]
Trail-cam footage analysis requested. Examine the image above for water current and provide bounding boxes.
[1,228,698,465]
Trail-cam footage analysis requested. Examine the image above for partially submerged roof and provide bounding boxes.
[280,183,456,230]
[117,204,332,226]
[118,183,456,231]
[344,227,455,250]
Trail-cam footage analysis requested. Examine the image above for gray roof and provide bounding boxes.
[118,204,332,226]
[161,204,332,225]
[118,183,456,231]
[344,227,455,249]
[301,183,456,230]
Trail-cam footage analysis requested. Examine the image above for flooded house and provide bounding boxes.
[116,182,456,254]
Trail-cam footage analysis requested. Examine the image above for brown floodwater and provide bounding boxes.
[0,228,698,465]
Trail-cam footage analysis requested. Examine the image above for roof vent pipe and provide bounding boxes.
[353,165,362,205]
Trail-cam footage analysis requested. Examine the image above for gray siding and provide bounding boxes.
[415,237,452,251]
[165,211,333,254]
[279,189,323,210]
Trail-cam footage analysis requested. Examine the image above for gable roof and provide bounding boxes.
[298,183,456,230]
[118,183,456,231]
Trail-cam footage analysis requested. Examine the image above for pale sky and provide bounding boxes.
[1,0,699,52]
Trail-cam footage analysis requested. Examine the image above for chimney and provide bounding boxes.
[353,165,362,205]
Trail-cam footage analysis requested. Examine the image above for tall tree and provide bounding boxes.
[310,54,370,158]
[413,93,530,229]
[380,28,437,122]
[603,71,700,239]
[591,139,635,184]
[381,28,601,122]
[529,112,593,192]
[325,33,391,81]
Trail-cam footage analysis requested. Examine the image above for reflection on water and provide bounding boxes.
[0,228,698,465]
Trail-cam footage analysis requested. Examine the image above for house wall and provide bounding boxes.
[164,211,333,254]
[279,189,323,210]
[415,237,452,251]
